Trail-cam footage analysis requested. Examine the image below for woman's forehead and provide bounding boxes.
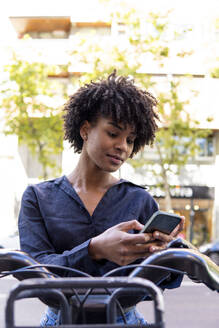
[109,121,136,133]
[98,116,136,134]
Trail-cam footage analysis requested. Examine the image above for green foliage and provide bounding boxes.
[1,53,64,179]
[69,7,173,88]
[210,66,219,78]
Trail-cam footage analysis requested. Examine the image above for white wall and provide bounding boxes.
[0,133,28,238]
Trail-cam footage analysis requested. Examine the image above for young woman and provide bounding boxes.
[18,72,184,326]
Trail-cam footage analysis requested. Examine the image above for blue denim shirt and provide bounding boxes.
[18,175,159,276]
[18,175,183,289]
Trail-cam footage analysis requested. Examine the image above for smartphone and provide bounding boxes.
[140,210,181,234]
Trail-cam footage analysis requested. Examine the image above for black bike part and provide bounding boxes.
[131,247,219,291]
[112,238,219,308]
[0,249,52,280]
[0,249,62,307]
[5,277,165,328]
[5,281,71,328]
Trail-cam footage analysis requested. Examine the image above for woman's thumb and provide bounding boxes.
[117,220,144,232]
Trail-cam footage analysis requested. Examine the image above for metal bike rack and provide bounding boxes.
[5,276,165,328]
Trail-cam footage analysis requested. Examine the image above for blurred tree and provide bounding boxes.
[1,53,65,179]
[210,67,219,78]
[131,80,211,210]
[210,62,219,78]
[69,1,212,210]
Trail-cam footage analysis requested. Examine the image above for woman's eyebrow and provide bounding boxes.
[108,122,136,135]
[108,122,123,130]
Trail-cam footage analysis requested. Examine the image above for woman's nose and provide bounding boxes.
[115,137,128,152]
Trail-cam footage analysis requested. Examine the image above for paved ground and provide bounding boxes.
[0,276,218,327]
[137,277,219,328]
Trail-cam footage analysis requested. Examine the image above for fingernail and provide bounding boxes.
[154,232,159,237]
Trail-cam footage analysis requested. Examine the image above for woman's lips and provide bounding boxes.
[107,154,123,165]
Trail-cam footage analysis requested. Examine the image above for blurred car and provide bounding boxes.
[199,240,219,265]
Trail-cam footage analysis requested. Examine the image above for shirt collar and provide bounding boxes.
[54,175,148,191]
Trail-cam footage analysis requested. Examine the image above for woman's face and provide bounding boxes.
[80,117,136,173]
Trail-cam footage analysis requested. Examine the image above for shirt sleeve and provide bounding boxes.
[18,186,102,277]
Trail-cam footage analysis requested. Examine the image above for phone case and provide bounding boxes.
[140,210,181,234]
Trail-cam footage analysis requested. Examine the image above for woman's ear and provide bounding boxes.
[80,121,91,142]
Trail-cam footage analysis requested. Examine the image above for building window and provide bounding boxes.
[196,137,214,157]
[171,136,214,158]
[142,135,214,160]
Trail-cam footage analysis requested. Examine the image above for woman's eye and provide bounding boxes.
[127,138,134,145]
[108,132,117,138]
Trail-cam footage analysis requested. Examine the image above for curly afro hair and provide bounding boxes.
[63,71,159,157]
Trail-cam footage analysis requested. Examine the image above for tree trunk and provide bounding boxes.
[162,171,172,212]
[38,143,48,180]
[155,142,172,211]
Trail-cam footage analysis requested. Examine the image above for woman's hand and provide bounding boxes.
[148,215,185,253]
[89,216,185,265]
[89,220,155,266]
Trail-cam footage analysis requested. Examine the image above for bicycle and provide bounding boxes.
[0,238,218,328]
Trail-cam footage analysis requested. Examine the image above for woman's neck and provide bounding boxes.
[67,159,119,192]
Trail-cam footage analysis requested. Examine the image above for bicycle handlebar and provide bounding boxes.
[1,239,219,290]
[0,248,52,280]
[0,238,218,308]
[131,246,219,291]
